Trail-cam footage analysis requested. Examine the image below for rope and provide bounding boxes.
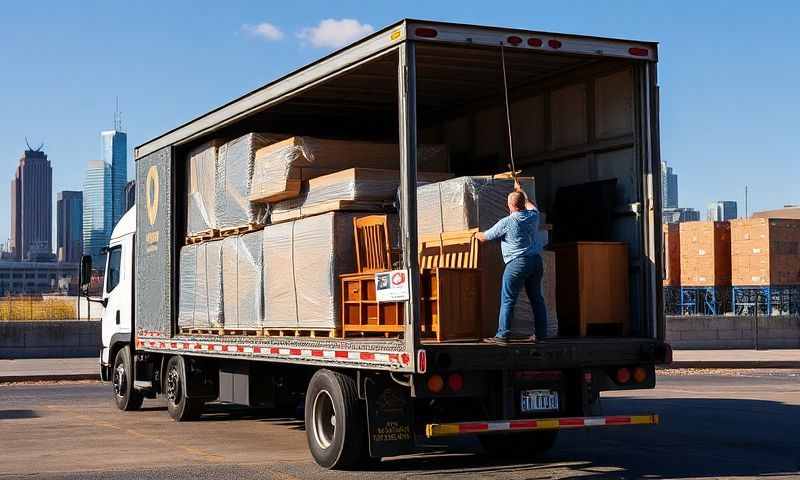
[500,44,517,178]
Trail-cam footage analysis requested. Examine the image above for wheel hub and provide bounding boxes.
[312,390,336,450]
[112,364,126,398]
[166,367,181,404]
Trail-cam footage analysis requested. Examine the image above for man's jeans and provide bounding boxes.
[496,253,547,339]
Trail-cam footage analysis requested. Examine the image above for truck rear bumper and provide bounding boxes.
[426,414,659,438]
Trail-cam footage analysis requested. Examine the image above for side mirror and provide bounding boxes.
[80,255,92,294]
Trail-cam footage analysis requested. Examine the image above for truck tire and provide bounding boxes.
[479,430,558,457]
[305,369,365,469]
[165,355,204,421]
[112,346,143,411]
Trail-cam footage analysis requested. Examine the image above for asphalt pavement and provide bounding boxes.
[1,370,799,479]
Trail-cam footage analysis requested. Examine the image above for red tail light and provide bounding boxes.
[548,39,562,49]
[427,374,444,393]
[628,47,649,57]
[633,367,647,383]
[447,373,464,392]
[507,35,522,46]
[528,38,543,47]
[616,367,631,384]
[415,28,438,38]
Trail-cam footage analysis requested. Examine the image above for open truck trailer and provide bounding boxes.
[89,19,671,469]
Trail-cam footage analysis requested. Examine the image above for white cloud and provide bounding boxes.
[298,18,375,48]
[242,22,284,41]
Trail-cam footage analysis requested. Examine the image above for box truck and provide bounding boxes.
[87,19,671,469]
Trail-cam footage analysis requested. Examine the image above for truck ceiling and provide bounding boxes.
[134,19,658,160]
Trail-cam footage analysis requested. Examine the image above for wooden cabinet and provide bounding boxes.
[340,268,481,341]
[553,242,629,336]
[420,268,482,341]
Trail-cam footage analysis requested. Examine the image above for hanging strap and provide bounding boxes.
[500,44,517,181]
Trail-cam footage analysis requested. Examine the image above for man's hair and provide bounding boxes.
[508,191,525,211]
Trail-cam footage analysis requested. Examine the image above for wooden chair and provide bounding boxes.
[418,229,480,270]
[353,215,393,273]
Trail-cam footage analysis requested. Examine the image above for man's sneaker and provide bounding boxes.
[483,336,510,345]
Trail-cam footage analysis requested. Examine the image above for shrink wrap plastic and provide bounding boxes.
[270,168,451,219]
[177,241,223,328]
[195,240,224,328]
[178,245,197,328]
[216,133,284,229]
[263,212,359,330]
[415,176,553,336]
[250,137,449,203]
[186,141,221,235]
[221,232,264,328]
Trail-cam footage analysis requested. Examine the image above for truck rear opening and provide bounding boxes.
[95,19,668,470]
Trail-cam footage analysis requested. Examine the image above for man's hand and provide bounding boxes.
[475,232,487,242]
[514,179,523,192]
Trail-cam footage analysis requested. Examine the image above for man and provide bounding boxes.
[476,180,546,344]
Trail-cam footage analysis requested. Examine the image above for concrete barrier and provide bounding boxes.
[666,315,800,349]
[0,321,101,359]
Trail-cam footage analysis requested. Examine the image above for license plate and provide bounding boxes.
[520,389,559,413]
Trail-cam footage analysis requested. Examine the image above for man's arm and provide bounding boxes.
[515,180,537,211]
[476,217,508,243]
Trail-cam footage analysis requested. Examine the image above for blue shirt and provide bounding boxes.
[484,209,541,263]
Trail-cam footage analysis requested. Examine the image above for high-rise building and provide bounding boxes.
[707,201,738,221]
[10,145,53,261]
[83,160,112,269]
[101,129,127,227]
[661,161,678,209]
[123,179,135,212]
[57,191,83,263]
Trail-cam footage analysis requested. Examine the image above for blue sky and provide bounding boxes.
[1,1,798,245]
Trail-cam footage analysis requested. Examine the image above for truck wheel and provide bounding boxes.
[112,346,143,411]
[165,355,204,421]
[305,369,365,469]
[479,430,558,457]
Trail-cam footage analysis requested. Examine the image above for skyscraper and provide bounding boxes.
[83,160,112,268]
[661,161,678,209]
[123,179,135,212]
[707,201,738,221]
[101,128,127,226]
[10,145,53,260]
[57,191,83,263]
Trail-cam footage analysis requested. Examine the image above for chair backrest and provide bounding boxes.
[353,215,392,273]
[419,229,479,270]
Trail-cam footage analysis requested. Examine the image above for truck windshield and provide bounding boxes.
[105,246,122,293]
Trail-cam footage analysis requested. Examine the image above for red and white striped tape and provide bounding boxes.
[426,414,659,438]
[135,337,410,368]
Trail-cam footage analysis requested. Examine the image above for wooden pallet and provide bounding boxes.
[185,229,220,245]
[261,328,339,338]
[181,327,224,335]
[220,223,264,237]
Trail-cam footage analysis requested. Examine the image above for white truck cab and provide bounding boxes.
[94,206,136,383]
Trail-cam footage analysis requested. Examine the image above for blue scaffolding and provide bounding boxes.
[680,286,730,316]
[663,286,681,315]
[732,285,800,316]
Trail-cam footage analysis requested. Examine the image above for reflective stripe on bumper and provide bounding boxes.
[426,414,659,438]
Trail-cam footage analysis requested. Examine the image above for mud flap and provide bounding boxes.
[364,375,415,458]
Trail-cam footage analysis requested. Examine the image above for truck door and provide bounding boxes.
[102,236,133,347]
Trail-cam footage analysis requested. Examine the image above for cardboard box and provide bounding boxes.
[731,218,800,286]
[221,232,263,328]
[186,141,222,236]
[250,137,449,203]
[263,212,361,330]
[679,221,731,287]
[270,168,451,223]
